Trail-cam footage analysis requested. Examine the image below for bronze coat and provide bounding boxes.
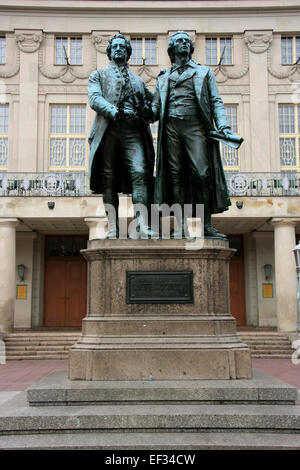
[88,62,155,194]
[152,61,231,214]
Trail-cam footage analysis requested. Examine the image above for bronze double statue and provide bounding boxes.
[88,31,243,239]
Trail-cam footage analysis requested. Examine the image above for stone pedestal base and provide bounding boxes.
[69,238,252,380]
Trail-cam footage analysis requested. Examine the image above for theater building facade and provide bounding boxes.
[0,0,300,335]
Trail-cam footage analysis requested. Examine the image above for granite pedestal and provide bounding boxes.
[68,238,252,380]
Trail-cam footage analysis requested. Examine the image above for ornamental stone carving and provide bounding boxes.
[244,32,272,54]
[135,65,157,85]
[16,33,43,53]
[213,41,249,83]
[92,32,119,53]
[38,42,97,83]
[267,48,300,81]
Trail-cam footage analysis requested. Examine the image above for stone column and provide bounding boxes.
[271,218,299,332]
[245,30,272,171]
[0,219,19,334]
[15,232,37,329]
[15,30,43,172]
[84,217,108,240]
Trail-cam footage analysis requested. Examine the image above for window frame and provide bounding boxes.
[281,36,300,65]
[0,103,9,170]
[0,36,6,64]
[55,36,83,66]
[205,36,233,66]
[221,104,240,171]
[130,36,157,66]
[49,104,88,171]
[278,103,300,170]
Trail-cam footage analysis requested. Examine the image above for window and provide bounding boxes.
[278,104,300,169]
[206,37,232,65]
[281,37,300,64]
[0,104,8,169]
[221,105,239,169]
[49,104,87,170]
[55,37,82,65]
[0,37,5,64]
[130,38,157,65]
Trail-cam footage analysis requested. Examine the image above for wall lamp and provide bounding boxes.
[263,263,272,281]
[17,264,26,282]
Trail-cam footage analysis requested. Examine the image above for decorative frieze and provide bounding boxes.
[38,85,88,93]
[244,32,272,54]
[0,48,20,78]
[134,65,157,85]
[38,44,97,83]
[91,32,118,54]
[16,33,43,53]
[267,48,300,81]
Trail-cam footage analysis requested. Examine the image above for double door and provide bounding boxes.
[44,236,87,327]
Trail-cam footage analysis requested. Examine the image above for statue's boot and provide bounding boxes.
[104,198,119,239]
[201,187,227,239]
[172,183,190,239]
[133,185,157,239]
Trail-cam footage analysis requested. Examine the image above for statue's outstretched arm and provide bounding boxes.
[88,70,118,120]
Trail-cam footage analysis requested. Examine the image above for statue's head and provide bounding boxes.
[167,31,194,62]
[106,33,132,63]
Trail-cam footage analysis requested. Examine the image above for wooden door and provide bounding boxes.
[44,236,87,327]
[229,235,246,326]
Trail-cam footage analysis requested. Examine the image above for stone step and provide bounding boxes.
[248,343,292,348]
[249,348,293,353]
[6,343,75,348]
[1,401,299,434]
[6,355,68,360]
[5,332,81,339]
[6,345,72,351]
[3,331,294,360]
[240,338,291,343]
[26,370,297,406]
[251,354,292,359]
[1,431,300,450]
[5,338,79,343]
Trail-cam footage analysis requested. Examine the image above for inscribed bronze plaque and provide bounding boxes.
[126,271,194,304]
[263,283,273,298]
[16,285,27,300]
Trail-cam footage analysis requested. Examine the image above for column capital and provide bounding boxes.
[84,217,107,227]
[84,217,108,240]
[0,218,19,228]
[270,218,300,228]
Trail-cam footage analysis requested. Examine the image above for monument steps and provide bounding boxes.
[4,333,79,360]
[1,430,300,450]
[3,331,295,360]
[238,332,294,358]
[0,369,299,449]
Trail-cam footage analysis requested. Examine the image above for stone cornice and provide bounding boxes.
[270,217,300,227]
[1,1,300,14]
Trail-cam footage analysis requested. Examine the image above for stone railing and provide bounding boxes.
[226,172,300,197]
[0,172,90,197]
[0,171,300,197]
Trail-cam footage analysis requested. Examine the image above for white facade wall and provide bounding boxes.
[0,0,299,331]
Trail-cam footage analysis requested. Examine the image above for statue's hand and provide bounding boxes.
[141,104,153,122]
[122,109,136,119]
[222,128,234,139]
